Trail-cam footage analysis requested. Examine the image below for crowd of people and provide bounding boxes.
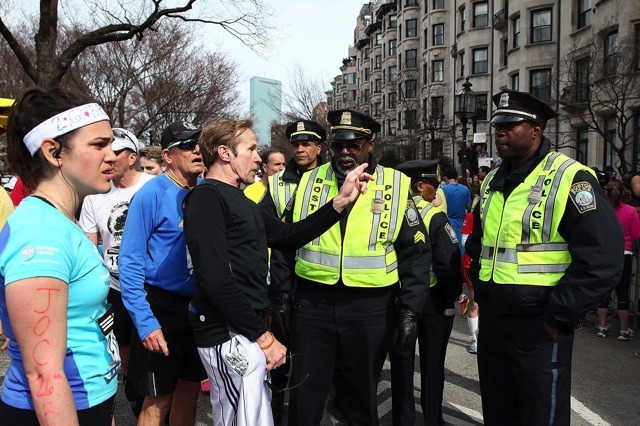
[0,85,637,426]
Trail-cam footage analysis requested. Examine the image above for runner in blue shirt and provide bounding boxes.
[118,121,207,425]
[441,167,472,252]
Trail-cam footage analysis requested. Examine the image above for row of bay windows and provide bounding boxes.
[357,64,550,122]
[384,2,488,36]
[373,1,595,64]
[360,8,557,90]
[502,1,593,47]
[344,1,626,122]
[373,6,574,64]
[353,49,637,127]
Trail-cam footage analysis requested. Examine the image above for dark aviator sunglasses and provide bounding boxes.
[165,139,199,151]
[330,139,369,155]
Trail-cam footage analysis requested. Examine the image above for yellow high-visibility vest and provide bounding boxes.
[268,170,298,218]
[478,152,594,285]
[293,163,411,287]
[243,182,267,204]
[0,98,14,130]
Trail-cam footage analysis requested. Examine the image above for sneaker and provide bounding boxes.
[597,325,610,338]
[467,340,478,354]
[618,329,635,341]
[635,348,640,358]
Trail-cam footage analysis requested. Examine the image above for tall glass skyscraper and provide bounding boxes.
[249,76,282,147]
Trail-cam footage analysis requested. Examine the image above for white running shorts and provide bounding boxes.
[198,333,273,426]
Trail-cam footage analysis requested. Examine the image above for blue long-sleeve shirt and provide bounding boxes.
[119,174,194,340]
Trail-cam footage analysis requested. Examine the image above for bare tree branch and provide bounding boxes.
[0,13,37,81]
[0,0,274,89]
[556,16,640,173]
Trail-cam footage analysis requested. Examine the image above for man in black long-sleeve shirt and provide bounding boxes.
[182,118,371,426]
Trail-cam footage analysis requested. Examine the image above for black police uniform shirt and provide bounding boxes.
[183,178,348,347]
[465,137,624,331]
[422,209,462,316]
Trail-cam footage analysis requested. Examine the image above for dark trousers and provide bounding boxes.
[288,281,395,426]
[390,312,454,426]
[478,305,574,426]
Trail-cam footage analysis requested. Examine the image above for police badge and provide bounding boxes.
[371,198,384,214]
[499,92,509,108]
[528,185,543,203]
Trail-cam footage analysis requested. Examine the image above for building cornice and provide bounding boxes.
[365,21,382,36]
[375,2,397,21]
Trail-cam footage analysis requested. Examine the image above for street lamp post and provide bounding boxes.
[423,114,445,159]
[454,77,477,173]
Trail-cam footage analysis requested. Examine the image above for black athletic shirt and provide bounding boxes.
[183,178,345,347]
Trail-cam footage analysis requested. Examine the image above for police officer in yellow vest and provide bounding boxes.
[465,90,624,425]
[286,109,432,426]
[262,120,326,218]
[390,160,462,426]
[258,119,326,424]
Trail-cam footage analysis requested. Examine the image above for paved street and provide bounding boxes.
[2,312,639,425]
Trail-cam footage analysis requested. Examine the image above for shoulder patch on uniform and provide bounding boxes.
[444,223,458,244]
[569,181,596,213]
[414,230,426,244]
[405,199,420,227]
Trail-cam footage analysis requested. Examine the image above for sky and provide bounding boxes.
[200,0,368,112]
[9,0,368,112]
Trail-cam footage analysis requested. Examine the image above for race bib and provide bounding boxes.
[96,306,121,380]
[105,245,119,279]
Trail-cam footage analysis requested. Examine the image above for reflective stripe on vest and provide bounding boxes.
[478,152,593,286]
[416,197,438,288]
[293,163,410,287]
[269,171,298,218]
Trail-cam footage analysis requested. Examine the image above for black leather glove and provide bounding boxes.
[392,309,420,354]
[269,292,291,339]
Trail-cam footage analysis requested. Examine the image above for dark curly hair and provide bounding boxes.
[6,87,97,192]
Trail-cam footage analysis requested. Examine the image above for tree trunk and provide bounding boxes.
[35,0,65,89]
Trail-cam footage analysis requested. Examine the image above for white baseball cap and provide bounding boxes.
[111,128,139,153]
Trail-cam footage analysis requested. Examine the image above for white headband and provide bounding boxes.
[23,103,110,156]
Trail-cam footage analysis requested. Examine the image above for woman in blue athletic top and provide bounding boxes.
[0,88,119,425]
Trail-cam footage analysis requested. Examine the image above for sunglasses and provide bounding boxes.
[165,139,199,150]
[112,128,135,142]
[330,140,369,154]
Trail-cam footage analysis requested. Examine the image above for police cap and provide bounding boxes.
[285,120,326,143]
[327,108,381,141]
[395,160,441,187]
[490,89,558,128]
